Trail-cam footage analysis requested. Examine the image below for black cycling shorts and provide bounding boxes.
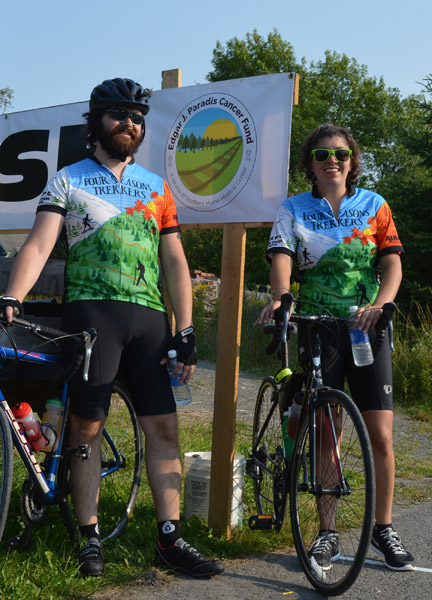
[61,300,175,419]
[298,322,394,412]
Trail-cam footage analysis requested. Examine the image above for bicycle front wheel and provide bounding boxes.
[289,389,375,596]
[61,380,143,542]
[0,408,13,543]
[252,377,288,531]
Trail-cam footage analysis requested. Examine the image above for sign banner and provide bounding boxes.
[0,73,294,230]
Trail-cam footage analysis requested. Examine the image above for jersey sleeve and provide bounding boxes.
[160,180,180,235]
[266,201,297,263]
[375,201,404,259]
[36,168,69,216]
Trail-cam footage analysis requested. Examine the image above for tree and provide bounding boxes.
[207,29,299,82]
[0,87,13,114]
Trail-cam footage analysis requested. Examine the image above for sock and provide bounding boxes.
[374,523,392,533]
[157,519,180,548]
[79,523,101,542]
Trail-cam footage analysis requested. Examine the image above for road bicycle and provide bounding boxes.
[247,292,396,596]
[0,302,143,548]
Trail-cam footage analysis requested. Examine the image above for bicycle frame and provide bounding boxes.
[295,321,349,498]
[0,346,68,503]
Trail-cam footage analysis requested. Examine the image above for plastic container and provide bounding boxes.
[348,306,374,367]
[167,349,193,406]
[286,394,302,440]
[41,398,64,452]
[183,452,245,528]
[11,402,46,452]
[282,410,294,458]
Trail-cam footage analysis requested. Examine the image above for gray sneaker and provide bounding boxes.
[371,527,415,571]
[308,531,340,570]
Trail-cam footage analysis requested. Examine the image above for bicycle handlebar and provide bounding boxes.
[264,293,396,356]
[0,313,97,384]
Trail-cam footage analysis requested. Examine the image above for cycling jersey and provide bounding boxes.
[267,186,404,317]
[37,157,179,311]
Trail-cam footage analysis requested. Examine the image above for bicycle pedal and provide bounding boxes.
[248,515,274,530]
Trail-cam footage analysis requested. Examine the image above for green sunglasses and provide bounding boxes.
[311,148,352,162]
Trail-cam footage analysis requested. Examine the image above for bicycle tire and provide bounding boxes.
[252,377,289,531]
[0,408,13,543]
[289,389,375,596]
[60,380,143,542]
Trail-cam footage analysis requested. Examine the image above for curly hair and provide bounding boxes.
[82,108,106,149]
[298,124,361,186]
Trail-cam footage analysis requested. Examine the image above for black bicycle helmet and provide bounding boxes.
[90,78,151,114]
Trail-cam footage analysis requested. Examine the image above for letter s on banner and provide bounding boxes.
[0,130,49,203]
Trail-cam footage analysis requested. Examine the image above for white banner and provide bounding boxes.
[0,73,294,230]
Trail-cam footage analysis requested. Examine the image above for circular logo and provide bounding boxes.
[383,384,392,395]
[165,93,257,212]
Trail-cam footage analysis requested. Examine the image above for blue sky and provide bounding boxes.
[2,0,430,114]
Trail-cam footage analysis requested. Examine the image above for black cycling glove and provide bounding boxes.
[0,296,24,319]
[172,326,198,365]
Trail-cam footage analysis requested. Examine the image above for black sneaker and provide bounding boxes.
[308,531,340,570]
[371,527,415,571]
[156,538,224,577]
[78,537,105,577]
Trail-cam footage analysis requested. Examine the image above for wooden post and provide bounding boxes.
[208,223,246,538]
[162,69,182,89]
[161,69,182,332]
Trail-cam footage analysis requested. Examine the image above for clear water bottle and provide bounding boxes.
[348,305,374,367]
[41,398,64,452]
[167,350,193,407]
[11,402,46,452]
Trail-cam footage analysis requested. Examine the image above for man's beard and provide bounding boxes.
[96,122,143,161]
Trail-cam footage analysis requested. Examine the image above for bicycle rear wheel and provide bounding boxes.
[0,408,13,543]
[251,377,288,531]
[289,389,375,596]
[61,380,143,542]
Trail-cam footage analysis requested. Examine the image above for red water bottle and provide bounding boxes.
[11,402,46,452]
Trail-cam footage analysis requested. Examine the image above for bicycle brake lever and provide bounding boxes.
[82,328,97,382]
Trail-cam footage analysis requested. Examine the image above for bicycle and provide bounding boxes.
[247,292,396,596]
[0,301,143,548]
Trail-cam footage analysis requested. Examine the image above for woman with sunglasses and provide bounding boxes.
[256,124,414,572]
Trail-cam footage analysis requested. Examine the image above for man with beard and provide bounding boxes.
[1,78,224,579]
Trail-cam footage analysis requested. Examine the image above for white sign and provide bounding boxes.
[0,73,294,230]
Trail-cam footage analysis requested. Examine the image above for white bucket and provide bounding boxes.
[183,451,245,528]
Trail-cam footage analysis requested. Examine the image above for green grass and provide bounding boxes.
[0,418,294,600]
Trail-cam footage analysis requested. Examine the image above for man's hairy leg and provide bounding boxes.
[69,414,106,526]
[139,413,181,520]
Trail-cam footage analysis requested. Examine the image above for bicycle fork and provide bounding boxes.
[308,396,351,498]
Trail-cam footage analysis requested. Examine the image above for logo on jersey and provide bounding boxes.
[383,384,392,395]
[165,93,257,212]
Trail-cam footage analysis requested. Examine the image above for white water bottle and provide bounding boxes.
[348,306,374,367]
[167,350,193,406]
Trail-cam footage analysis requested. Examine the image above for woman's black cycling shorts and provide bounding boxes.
[298,322,394,412]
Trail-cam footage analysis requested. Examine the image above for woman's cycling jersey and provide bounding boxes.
[267,186,404,317]
[37,157,180,311]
